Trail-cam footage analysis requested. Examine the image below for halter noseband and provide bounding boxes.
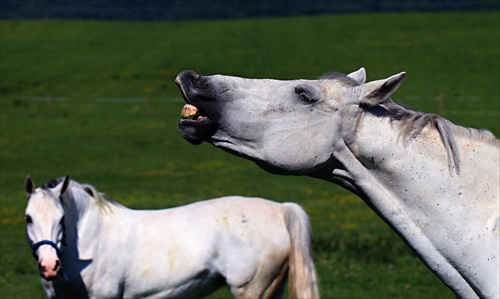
[30,239,69,281]
[31,240,62,260]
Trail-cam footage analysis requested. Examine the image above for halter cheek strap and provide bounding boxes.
[31,240,62,260]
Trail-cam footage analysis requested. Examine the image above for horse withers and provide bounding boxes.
[25,176,319,299]
[176,68,499,298]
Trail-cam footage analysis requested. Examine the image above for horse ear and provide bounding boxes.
[83,186,95,197]
[52,175,70,197]
[25,175,35,198]
[61,175,70,194]
[347,67,366,84]
[358,72,406,105]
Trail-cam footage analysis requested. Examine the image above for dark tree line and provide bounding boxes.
[1,0,497,21]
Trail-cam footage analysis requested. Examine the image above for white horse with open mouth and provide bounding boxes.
[176,68,499,298]
[24,176,319,299]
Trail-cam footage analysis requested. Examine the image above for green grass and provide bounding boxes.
[1,11,498,298]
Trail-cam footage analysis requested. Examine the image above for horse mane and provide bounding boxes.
[371,98,499,174]
[42,177,65,189]
[41,177,121,213]
[319,71,498,174]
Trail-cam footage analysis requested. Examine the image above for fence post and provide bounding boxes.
[144,96,151,116]
[438,92,444,115]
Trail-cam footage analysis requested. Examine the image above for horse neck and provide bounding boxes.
[327,112,498,297]
[63,187,106,256]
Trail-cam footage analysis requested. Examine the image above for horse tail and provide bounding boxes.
[282,202,320,299]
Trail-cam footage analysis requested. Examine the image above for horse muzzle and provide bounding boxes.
[38,258,61,281]
[31,240,64,281]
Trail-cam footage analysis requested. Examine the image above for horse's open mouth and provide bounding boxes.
[176,73,218,144]
[176,73,213,123]
[178,105,217,145]
[177,85,213,126]
[180,103,208,121]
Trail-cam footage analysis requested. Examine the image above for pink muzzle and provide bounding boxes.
[38,257,61,280]
[31,240,63,280]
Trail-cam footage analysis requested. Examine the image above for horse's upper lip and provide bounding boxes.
[175,73,193,104]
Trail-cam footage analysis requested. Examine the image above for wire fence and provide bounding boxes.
[17,95,500,117]
[20,96,182,104]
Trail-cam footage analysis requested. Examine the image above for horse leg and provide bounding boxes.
[229,258,288,299]
[267,267,288,299]
[262,260,288,299]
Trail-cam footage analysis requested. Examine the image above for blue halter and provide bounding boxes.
[31,240,62,260]
[30,240,68,280]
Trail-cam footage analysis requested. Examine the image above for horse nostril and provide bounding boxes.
[38,262,46,272]
[192,74,210,90]
[54,260,60,271]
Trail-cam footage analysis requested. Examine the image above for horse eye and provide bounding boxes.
[59,216,65,225]
[25,215,32,224]
[295,87,318,103]
[299,92,314,102]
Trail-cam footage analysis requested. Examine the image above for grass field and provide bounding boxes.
[1,11,498,298]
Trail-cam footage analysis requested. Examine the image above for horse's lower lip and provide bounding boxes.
[43,275,59,281]
[180,115,210,122]
[41,271,61,281]
[178,116,214,127]
[178,116,218,145]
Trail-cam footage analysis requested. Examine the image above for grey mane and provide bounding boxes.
[40,178,121,213]
[42,177,65,189]
[320,71,498,174]
[321,71,498,174]
[378,99,498,174]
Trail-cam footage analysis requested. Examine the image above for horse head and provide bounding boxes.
[176,68,405,176]
[25,175,69,281]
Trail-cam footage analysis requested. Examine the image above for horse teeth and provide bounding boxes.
[181,104,199,118]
